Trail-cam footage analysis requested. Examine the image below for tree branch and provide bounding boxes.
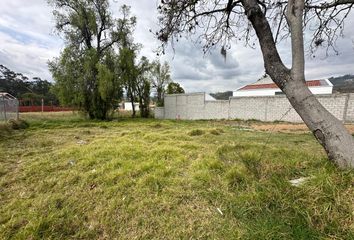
[306,0,354,9]
[241,0,289,88]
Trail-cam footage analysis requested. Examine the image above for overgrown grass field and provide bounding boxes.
[1,112,354,239]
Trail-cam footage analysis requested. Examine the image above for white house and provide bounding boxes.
[233,76,333,97]
[122,102,140,111]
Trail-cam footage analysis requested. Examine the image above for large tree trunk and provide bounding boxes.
[138,96,144,118]
[283,80,354,168]
[157,86,163,105]
[243,0,354,168]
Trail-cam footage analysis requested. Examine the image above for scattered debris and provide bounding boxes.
[216,207,223,216]
[77,140,88,145]
[289,177,312,187]
[238,127,255,132]
[68,159,76,166]
[232,125,255,131]
[90,183,97,190]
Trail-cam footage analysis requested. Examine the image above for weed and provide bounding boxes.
[8,119,29,130]
[209,128,224,135]
[151,123,163,128]
[0,123,11,136]
[188,129,204,136]
[225,165,251,189]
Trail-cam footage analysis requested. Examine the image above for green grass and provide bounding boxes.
[1,113,354,239]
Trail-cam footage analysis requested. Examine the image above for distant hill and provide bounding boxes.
[209,91,233,100]
[328,74,354,93]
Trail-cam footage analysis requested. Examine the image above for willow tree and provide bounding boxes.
[115,6,140,117]
[150,60,172,106]
[157,0,354,169]
[48,0,133,119]
[136,56,152,118]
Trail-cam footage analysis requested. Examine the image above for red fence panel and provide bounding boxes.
[19,106,75,112]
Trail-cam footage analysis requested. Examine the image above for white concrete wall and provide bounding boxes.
[156,93,354,123]
[229,96,268,120]
[346,94,354,122]
[233,89,278,97]
[309,86,333,95]
[154,107,165,119]
[124,102,140,111]
[203,101,229,119]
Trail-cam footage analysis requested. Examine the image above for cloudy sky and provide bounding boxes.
[0,0,353,93]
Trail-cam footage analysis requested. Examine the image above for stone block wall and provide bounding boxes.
[156,92,354,123]
[229,97,268,121]
[345,94,354,122]
[154,107,165,119]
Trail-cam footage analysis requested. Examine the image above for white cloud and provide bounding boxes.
[0,0,63,80]
[0,31,60,79]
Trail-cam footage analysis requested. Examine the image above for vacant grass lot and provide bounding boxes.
[1,112,354,239]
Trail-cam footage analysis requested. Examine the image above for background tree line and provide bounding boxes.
[0,64,58,105]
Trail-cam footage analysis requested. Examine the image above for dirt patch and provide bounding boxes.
[345,124,354,134]
[251,123,354,134]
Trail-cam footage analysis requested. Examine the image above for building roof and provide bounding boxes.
[0,92,17,99]
[237,79,332,91]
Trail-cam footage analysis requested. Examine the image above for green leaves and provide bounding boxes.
[48,1,134,119]
[167,82,185,94]
[97,63,114,101]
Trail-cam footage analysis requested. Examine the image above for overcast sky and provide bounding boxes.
[0,0,353,93]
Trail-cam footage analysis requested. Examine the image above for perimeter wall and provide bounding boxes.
[155,93,354,123]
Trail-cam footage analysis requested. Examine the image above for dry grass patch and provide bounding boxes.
[1,113,354,239]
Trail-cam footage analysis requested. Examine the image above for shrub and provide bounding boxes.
[8,119,29,130]
[225,165,250,189]
[188,129,204,136]
[151,123,163,128]
[0,123,11,136]
[209,128,224,135]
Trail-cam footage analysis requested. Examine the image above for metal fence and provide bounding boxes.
[0,93,19,122]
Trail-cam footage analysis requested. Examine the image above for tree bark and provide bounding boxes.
[242,0,354,168]
[157,86,163,106]
[129,90,136,117]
